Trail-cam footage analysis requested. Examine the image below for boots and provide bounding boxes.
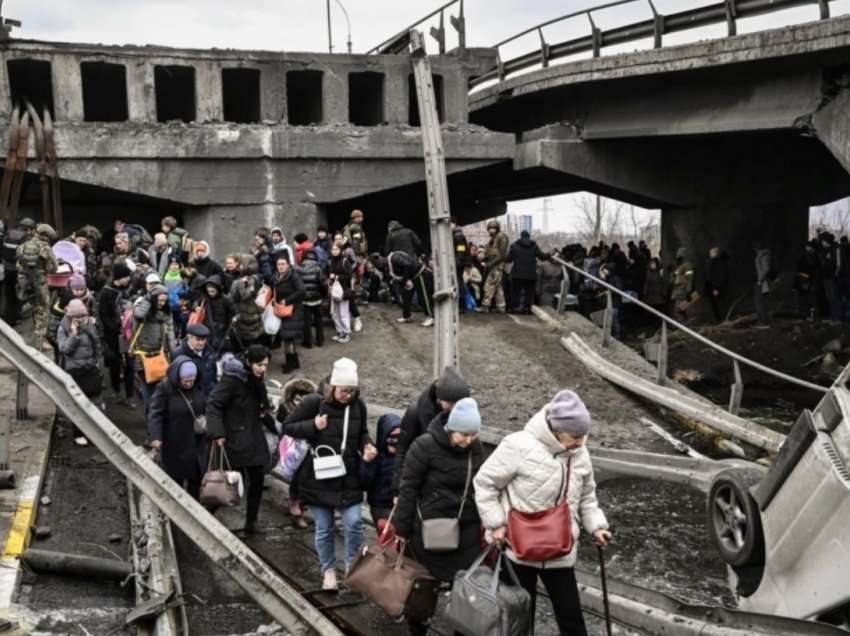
[281,353,301,374]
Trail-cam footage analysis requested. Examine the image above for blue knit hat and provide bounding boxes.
[446,398,481,434]
[178,361,198,380]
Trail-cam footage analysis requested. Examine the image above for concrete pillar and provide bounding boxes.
[196,62,223,122]
[323,66,348,124]
[384,65,409,125]
[51,57,83,121]
[0,57,10,120]
[128,61,156,123]
[661,204,809,316]
[813,87,850,176]
[260,64,286,123]
[184,202,321,259]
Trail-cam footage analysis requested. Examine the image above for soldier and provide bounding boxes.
[477,219,509,313]
[3,217,36,324]
[670,247,696,323]
[17,223,58,346]
[343,209,369,259]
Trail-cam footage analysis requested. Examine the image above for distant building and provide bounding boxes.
[519,214,533,234]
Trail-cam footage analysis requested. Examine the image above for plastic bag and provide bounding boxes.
[262,303,281,335]
[279,435,310,482]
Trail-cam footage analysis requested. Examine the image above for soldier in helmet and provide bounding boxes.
[3,217,36,324]
[477,219,509,313]
[17,223,58,345]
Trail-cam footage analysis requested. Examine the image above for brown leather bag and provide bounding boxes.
[273,300,294,319]
[507,457,573,562]
[200,445,240,507]
[344,535,439,623]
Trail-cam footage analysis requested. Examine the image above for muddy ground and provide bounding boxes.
[18,302,742,634]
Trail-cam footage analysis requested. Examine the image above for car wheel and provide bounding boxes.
[708,472,765,568]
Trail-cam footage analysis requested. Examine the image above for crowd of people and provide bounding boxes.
[0,209,616,634]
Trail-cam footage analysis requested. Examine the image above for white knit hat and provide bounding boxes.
[330,358,358,387]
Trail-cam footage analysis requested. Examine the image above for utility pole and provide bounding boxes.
[326,0,333,53]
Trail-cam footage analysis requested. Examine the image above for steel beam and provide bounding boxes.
[0,319,342,636]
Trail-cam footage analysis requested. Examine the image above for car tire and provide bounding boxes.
[707,471,765,568]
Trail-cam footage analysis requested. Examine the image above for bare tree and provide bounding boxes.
[575,193,626,245]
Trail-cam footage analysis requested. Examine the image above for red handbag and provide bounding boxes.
[188,300,206,326]
[273,300,294,319]
[507,457,573,562]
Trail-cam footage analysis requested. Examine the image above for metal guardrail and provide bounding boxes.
[551,255,828,414]
[0,319,342,636]
[366,0,465,54]
[470,0,838,88]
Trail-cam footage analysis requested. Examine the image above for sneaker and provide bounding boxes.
[353,317,363,332]
[73,436,89,447]
[331,334,342,342]
[337,334,351,344]
[322,569,338,591]
[396,316,413,323]
[422,317,434,327]
[475,306,489,313]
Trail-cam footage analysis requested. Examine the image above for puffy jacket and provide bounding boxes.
[206,355,271,468]
[473,407,608,569]
[297,253,325,303]
[131,293,176,357]
[643,268,666,306]
[195,275,236,352]
[359,414,401,510]
[98,282,130,337]
[194,255,223,279]
[384,221,423,258]
[395,412,484,582]
[147,355,208,481]
[387,251,423,282]
[507,237,547,281]
[273,268,305,341]
[229,275,265,341]
[392,382,440,493]
[282,393,371,509]
[57,315,102,374]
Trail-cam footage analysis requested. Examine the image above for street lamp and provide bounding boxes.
[326,0,352,54]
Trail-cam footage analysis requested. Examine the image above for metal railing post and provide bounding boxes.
[648,0,664,48]
[538,27,550,67]
[450,0,466,52]
[656,320,668,386]
[729,359,744,416]
[725,0,737,36]
[819,0,830,18]
[587,12,602,58]
[556,265,569,314]
[430,9,446,54]
[602,290,613,347]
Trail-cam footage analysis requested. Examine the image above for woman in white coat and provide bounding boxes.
[473,390,612,635]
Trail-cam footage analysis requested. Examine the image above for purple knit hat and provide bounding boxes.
[66,299,88,318]
[546,390,591,436]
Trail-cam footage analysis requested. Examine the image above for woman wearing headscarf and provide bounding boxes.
[283,358,376,591]
[272,254,305,373]
[474,390,612,636]
[148,356,207,498]
[206,345,273,537]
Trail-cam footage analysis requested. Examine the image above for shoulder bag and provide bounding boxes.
[200,445,241,507]
[312,405,348,480]
[273,300,294,319]
[188,299,206,326]
[418,452,472,553]
[129,321,168,384]
[506,456,573,562]
[179,389,207,434]
[445,545,533,636]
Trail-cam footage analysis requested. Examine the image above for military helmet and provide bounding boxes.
[486,220,501,231]
[19,217,36,229]
[35,223,57,241]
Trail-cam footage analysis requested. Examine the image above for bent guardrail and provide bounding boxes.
[0,319,342,636]
[470,0,838,88]
[366,0,464,54]
[550,254,828,421]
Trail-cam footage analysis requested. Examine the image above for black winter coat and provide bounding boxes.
[195,275,236,352]
[392,382,440,493]
[283,393,371,508]
[706,255,730,295]
[359,413,401,510]
[206,356,271,468]
[148,355,208,482]
[273,269,305,341]
[453,228,469,266]
[171,341,218,398]
[507,238,547,281]
[395,413,484,582]
[298,256,325,303]
[194,257,224,279]
[384,222,423,258]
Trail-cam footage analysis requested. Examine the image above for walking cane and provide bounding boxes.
[597,545,613,636]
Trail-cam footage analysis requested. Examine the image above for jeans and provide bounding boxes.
[135,373,160,418]
[312,503,363,573]
[502,561,587,636]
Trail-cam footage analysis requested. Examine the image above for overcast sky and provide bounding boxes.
[9,0,850,232]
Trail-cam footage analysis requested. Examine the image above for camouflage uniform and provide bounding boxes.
[343,210,369,258]
[480,221,509,311]
[17,225,58,345]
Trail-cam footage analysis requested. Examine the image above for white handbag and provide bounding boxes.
[312,406,349,480]
[331,280,345,302]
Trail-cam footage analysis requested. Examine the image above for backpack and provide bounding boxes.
[125,224,153,249]
[3,227,27,271]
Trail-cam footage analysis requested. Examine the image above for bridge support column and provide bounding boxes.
[184,202,324,259]
[661,204,809,319]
